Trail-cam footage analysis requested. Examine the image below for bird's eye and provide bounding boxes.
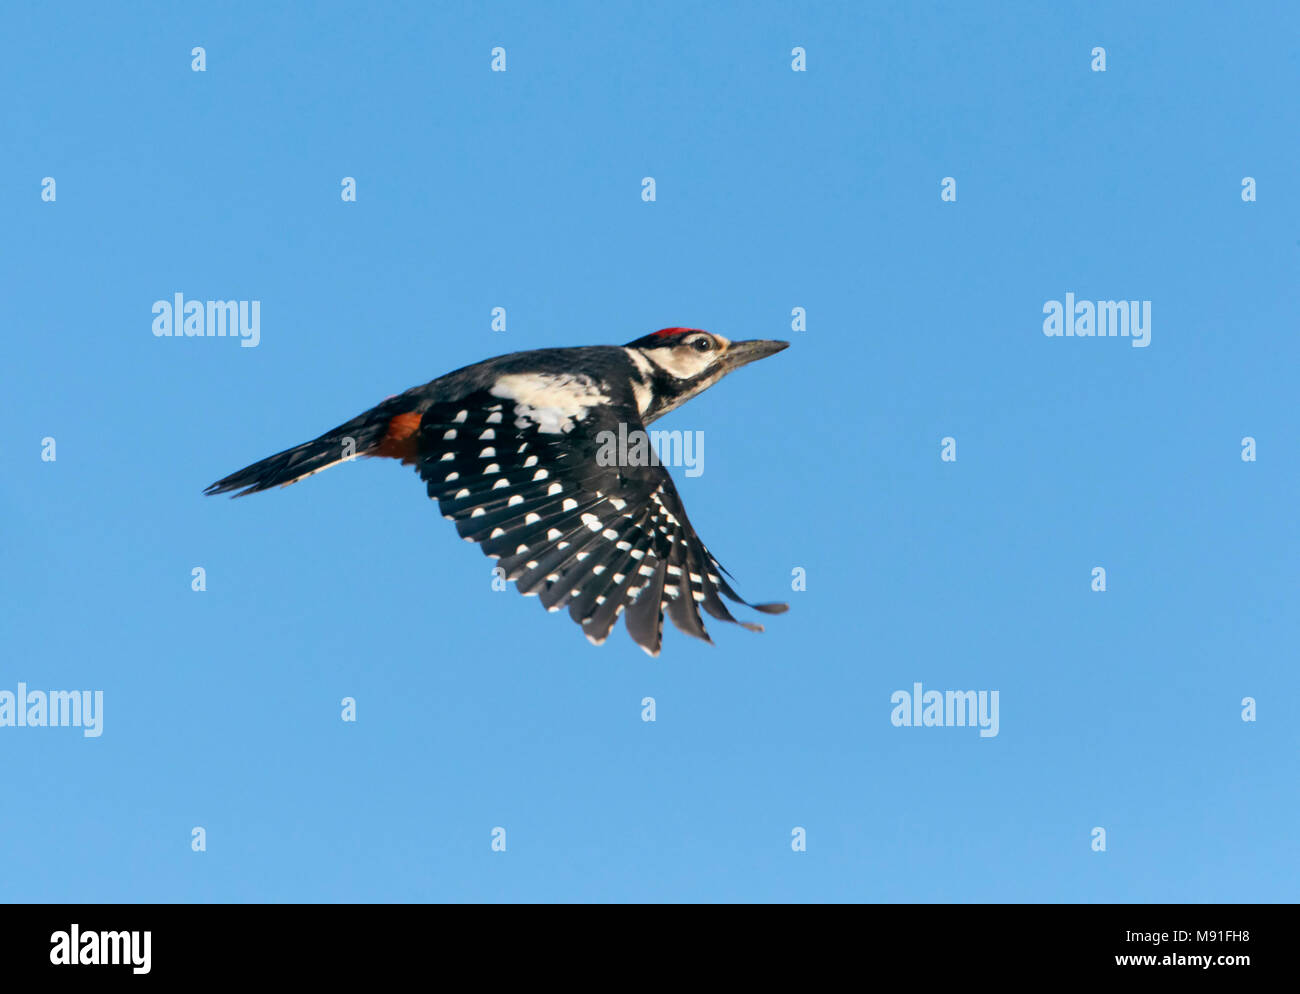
[692,336,713,352]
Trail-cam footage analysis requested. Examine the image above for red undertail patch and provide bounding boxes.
[374,412,422,464]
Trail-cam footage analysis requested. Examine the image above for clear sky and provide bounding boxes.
[2,1,1296,902]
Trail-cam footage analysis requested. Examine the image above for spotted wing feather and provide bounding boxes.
[413,388,786,655]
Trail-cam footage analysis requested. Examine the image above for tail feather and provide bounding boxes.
[203,404,401,498]
[203,439,350,497]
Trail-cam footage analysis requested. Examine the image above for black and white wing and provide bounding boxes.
[412,380,787,656]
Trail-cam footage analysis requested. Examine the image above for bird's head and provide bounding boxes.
[623,327,789,421]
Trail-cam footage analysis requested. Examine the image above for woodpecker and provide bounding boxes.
[205,328,790,655]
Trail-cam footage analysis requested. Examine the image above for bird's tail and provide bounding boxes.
[203,398,417,498]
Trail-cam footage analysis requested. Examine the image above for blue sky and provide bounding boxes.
[2,1,1296,902]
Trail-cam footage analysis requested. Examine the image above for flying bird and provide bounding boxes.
[205,328,790,655]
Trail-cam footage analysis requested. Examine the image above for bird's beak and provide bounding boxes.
[723,339,789,371]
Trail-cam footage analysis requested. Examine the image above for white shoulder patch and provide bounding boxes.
[489,372,609,434]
